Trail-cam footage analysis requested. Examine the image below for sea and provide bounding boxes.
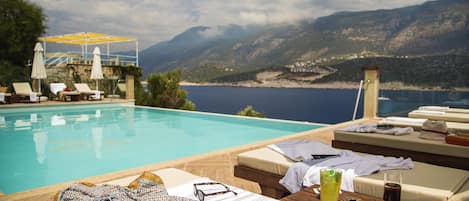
[184,86,469,124]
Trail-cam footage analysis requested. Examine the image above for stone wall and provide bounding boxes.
[44,64,123,94]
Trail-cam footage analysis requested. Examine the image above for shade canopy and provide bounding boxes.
[91,47,104,80]
[38,32,136,45]
[31,43,47,79]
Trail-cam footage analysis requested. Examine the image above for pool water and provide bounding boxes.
[0,104,321,194]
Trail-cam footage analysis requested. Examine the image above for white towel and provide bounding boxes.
[412,110,445,115]
[384,117,427,124]
[167,178,277,201]
[0,92,4,103]
[94,91,101,100]
[419,106,449,112]
[30,92,38,102]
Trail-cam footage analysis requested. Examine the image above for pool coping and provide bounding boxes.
[0,116,367,200]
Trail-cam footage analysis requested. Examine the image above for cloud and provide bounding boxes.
[30,0,427,50]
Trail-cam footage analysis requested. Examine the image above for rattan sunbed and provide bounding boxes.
[74,83,104,100]
[332,130,469,170]
[379,117,469,132]
[419,106,469,114]
[234,147,469,201]
[12,82,41,102]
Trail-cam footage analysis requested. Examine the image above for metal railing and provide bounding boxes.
[45,51,137,66]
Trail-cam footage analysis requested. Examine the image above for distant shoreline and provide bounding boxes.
[180,81,469,92]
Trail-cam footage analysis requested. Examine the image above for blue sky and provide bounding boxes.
[31,0,427,49]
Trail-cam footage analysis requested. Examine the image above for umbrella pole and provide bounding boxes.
[38,79,41,94]
[96,80,99,91]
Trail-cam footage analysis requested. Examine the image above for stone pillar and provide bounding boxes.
[125,74,134,100]
[363,66,380,119]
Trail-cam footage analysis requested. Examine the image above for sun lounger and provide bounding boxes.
[419,106,469,114]
[409,110,469,123]
[50,83,80,101]
[379,117,469,132]
[332,129,469,170]
[74,83,104,100]
[100,168,277,200]
[12,82,41,102]
[234,147,469,201]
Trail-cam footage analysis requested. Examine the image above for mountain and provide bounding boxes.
[140,0,469,78]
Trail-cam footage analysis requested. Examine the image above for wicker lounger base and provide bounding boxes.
[234,164,289,199]
[332,140,469,170]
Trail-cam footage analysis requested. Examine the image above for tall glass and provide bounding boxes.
[320,169,342,201]
[383,172,402,201]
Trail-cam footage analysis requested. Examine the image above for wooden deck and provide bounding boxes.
[0,109,370,200]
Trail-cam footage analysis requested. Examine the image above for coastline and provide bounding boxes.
[180,81,469,92]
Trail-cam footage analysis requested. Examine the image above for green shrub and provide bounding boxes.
[237,105,265,118]
[139,69,196,110]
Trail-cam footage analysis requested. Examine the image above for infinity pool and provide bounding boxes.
[0,104,322,194]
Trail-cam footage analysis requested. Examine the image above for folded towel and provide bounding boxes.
[0,92,4,103]
[412,110,445,115]
[419,106,449,111]
[384,117,427,124]
[30,92,38,102]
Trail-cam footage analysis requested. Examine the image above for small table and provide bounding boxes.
[60,91,81,102]
[281,185,383,201]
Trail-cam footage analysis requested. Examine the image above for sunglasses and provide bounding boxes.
[193,182,238,201]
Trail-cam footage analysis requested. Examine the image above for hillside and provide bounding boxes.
[140,0,469,86]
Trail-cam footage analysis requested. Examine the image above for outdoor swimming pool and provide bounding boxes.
[0,104,322,194]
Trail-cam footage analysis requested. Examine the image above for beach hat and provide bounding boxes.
[419,120,449,141]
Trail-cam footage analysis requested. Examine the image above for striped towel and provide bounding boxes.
[167,178,278,201]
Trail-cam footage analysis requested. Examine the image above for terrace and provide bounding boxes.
[0,68,468,201]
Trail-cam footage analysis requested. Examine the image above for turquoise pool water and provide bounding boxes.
[0,104,321,194]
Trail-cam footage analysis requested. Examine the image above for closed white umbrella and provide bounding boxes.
[91,47,103,92]
[31,42,47,94]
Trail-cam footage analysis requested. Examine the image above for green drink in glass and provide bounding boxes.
[320,169,342,201]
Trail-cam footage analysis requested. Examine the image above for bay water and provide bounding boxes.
[184,86,469,124]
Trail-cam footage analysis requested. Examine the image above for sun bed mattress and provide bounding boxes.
[379,117,469,132]
[409,111,469,123]
[237,148,469,201]
[334,130,469,158]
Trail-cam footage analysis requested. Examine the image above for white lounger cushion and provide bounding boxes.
[334,131,469,158]
[238,148,469,201]
[409,110,469,123]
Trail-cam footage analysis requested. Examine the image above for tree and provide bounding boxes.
[143,69,195,110]
[0,0,45,87]
[237,105,266,118]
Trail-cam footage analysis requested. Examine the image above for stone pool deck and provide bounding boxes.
[0,117,370,201]
[0,98,132,108]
